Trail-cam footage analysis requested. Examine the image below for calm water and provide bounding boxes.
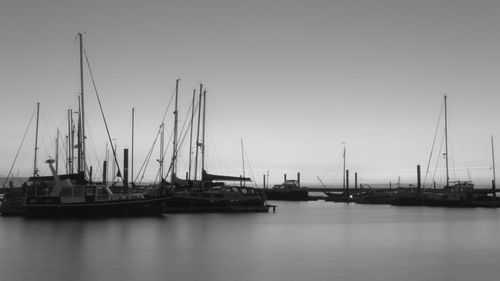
[1,201,499,281]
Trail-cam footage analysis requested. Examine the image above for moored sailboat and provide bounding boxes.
[392,95,496,207]
[2,33,172,217]
[162,83,272,213]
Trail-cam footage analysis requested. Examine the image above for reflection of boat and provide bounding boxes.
[265,173,309,201]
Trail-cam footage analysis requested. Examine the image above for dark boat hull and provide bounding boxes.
[163,196,270,213]
[24,197,169,217]
[264,189,309,201]
[323,192,351,202]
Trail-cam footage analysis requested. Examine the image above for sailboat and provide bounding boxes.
[4,33,171,217]
[419,95,484,207]
[392,95,494,207]
[163,85,271,213]
[323,143,353,202]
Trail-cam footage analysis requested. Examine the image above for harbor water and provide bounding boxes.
[1,201,499,281]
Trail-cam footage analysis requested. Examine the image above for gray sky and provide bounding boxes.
[1,0,499,186]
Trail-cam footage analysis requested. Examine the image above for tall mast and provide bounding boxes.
[171,79,180,183]
[444,95,449,187]
[77,96,82,173]
[33,102,40,177]
[241,139,245,187]
[78,32,87,179]
[105,143,109,184]
[194,84,203,182]
[131,107,135,185]
[70,109,75,174]
[67,109,71,173]
[188,89,195,180]
[65,135,69,174]
[491,136,496,192]
[112,139,117,182]
[159,123,164,183]
[342,142,346,189]
[55,128,60,174]
[201,89,207,174]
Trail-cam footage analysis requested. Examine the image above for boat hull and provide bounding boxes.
[24,196,170,217]
[163,196,270,213]
[264,189,309,201]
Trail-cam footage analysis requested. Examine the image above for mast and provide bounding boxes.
[444,95,449,188]
[342,142,346,189]
[65,135,69,174]
[112,139,117,182]
[55,128,60,174]
[194,84,203,182]
[33,102,40,177]
[66,109,71,173]
[171,79,180,183]
[241,139,245,187]
[159,123,164,183]
[105,142,109,184]
[78,32,87,179]
[188,89,195,180]
[70,109,75,174]
[131,107,135,185]
[201,89,207,174]
[77,96,82,173]
[491,136,496,196]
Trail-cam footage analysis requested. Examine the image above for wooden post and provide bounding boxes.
[131,107,135,185]
[89,166,93,183]
[123,148,129,189]
[417,165,421,190]
[346,170,349,191]
[103,160,107,185]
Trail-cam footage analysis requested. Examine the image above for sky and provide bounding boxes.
[1,0,499,187]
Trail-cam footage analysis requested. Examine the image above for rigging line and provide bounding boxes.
[176,96,196,154]
[160,86,176,126]
[83,48,122,179]
[450,114,471,182]
[161,125,175,180]
[175,97,200,170]
[135,125,162,184]
[423,99,444,187]
[84,118,101,176]
[430,131,446,186]
[3,105,38,188]
[242,143,258,188]
[319,148,343,180]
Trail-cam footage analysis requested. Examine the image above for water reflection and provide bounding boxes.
[1,202,499,281]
